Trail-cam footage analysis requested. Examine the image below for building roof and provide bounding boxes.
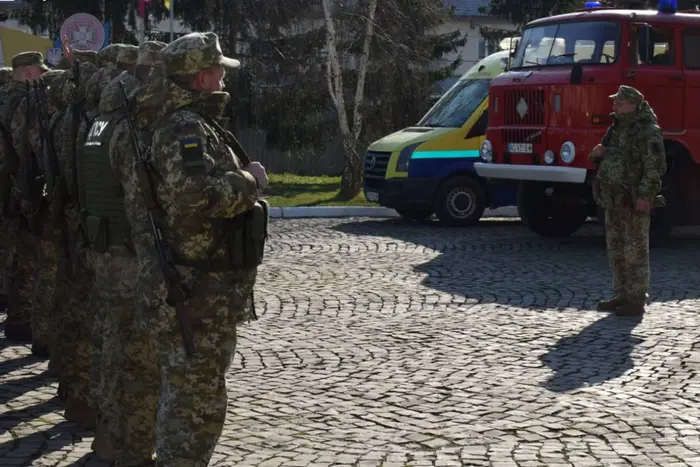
[444,0,489,17]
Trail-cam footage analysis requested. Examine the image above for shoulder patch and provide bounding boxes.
[180,137,206,175]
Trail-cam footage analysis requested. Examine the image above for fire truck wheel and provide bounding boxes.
[395,208,433,221]
[517,181,588,237]
[434,176,486,226]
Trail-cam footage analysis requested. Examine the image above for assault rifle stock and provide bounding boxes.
[117,80,195,356]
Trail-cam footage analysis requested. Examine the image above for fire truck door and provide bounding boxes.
[624,24,684,132]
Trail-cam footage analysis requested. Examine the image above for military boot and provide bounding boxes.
[615,300,645,317]
[597,296,625,311]
[64,397,97,430]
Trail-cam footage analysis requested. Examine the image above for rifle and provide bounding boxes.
[117,80,195,356]
[34,79,73,275]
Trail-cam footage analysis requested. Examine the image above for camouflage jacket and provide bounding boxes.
[592,102,666,209]
[129,77,259,324]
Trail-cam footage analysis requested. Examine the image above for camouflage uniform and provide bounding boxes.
[86,41,166,466]
[49,52,101,428]
[2,52,50,343]
[137,32,261,466]
[0,67,14,310]
[10,69,66,358]
[591,85,666,316]
[78,45,137,402]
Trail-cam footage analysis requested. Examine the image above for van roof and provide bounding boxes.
[461,50,509,80]
[529,9,700,28]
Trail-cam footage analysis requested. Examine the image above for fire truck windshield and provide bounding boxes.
[512,20,620,68]
[418,79,490,128]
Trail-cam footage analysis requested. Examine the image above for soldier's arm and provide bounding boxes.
[10,97,27,155]
[638,127,667,201]
[151,119,259,219]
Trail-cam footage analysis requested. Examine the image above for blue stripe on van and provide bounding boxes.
[411,150,480,159]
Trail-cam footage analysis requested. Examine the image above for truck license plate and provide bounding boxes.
[507,143,533,154]
[366,191,379,202]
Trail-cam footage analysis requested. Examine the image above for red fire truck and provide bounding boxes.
[474,0,700,245]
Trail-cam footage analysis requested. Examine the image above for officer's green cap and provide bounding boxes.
[609,85,644,103]
[162,32,240,77]
[12,51,50,70]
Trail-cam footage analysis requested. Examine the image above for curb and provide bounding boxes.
[269,206,519,219]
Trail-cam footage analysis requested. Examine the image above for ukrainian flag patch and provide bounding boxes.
[181,137,205,175]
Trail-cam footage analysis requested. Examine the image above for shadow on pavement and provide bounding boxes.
[0,353,41,376]
[539,313,644,392]
[0,370,56,405]
[0,420,74,461]
[0,397,62,434]
[332,218,700,310]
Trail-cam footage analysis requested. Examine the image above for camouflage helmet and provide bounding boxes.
[0,67,12,85]
[40,69,66,87]
[609,85,644,104]
[12,51,50,71]
[161,32,240,77]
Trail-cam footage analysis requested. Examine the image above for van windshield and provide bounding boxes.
[512,21,620,68]
[418,79,489,128]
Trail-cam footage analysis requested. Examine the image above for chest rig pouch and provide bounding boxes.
[188,112,269,272]
[79,110,131,253]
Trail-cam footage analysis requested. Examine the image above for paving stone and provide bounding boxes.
[3,219,700,465]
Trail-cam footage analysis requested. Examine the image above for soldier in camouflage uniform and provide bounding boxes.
[133,32,268,466]
[590,85,666,317]
[0,67,13,308]
[46,49,99,379]
[2,52,49,343]
[49,50,101,427]
[85,40,166,465]
[10,69,66,358]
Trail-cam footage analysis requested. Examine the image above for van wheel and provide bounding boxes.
[435,176,486,226]
[395,208,433,221]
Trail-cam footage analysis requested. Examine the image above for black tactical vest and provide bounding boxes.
[79,110,130,252]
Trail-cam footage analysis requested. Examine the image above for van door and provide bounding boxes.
[624,24,684,132]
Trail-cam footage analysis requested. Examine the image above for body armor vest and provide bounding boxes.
[80,110,130,252]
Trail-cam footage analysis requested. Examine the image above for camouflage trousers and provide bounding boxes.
[90,248,159,465]
[605,206,651,303]
[4,219,36,339]
[54,246,96,426]
[32,238,60,351]
[155,292,238,467]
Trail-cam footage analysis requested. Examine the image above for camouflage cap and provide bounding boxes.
[96,44,123,67]
[0,67,12,85]
[41,69,66,87]
[162,32,240,77]
[117,44,139,67]
[609,85,644,104]
[137,40,167,68]
[72,50,98,64]
[12,51,50,70]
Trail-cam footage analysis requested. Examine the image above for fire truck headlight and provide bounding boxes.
[480,140,492,162]
[560,141,575,164]
[544,150,555,164]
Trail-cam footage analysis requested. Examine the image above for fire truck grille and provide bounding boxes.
[501,128,543,144]
[504,89,545,125]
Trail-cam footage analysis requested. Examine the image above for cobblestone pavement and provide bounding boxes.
[3,218,700,466]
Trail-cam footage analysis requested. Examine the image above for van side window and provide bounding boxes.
[683,29,700,68]
[466,110,488,139]
[629,26,675,66]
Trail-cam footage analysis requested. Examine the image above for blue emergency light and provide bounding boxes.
[658,0,677,13]
[584,1,601,7]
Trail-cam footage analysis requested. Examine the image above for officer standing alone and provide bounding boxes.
[590,85,667,317]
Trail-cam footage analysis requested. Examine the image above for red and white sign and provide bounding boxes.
[60,13,105,52]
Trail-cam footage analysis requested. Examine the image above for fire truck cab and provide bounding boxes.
[474,0,700,244]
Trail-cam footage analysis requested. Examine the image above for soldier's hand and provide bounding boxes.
[635,198,651,214]
[590,144,605,162]
[244,162,269,190]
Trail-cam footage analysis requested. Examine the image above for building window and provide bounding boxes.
[478,38,487,59]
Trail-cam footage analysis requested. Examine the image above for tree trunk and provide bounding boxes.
[338,138,363,200]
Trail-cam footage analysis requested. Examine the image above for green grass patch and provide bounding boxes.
[263,173,371,207]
